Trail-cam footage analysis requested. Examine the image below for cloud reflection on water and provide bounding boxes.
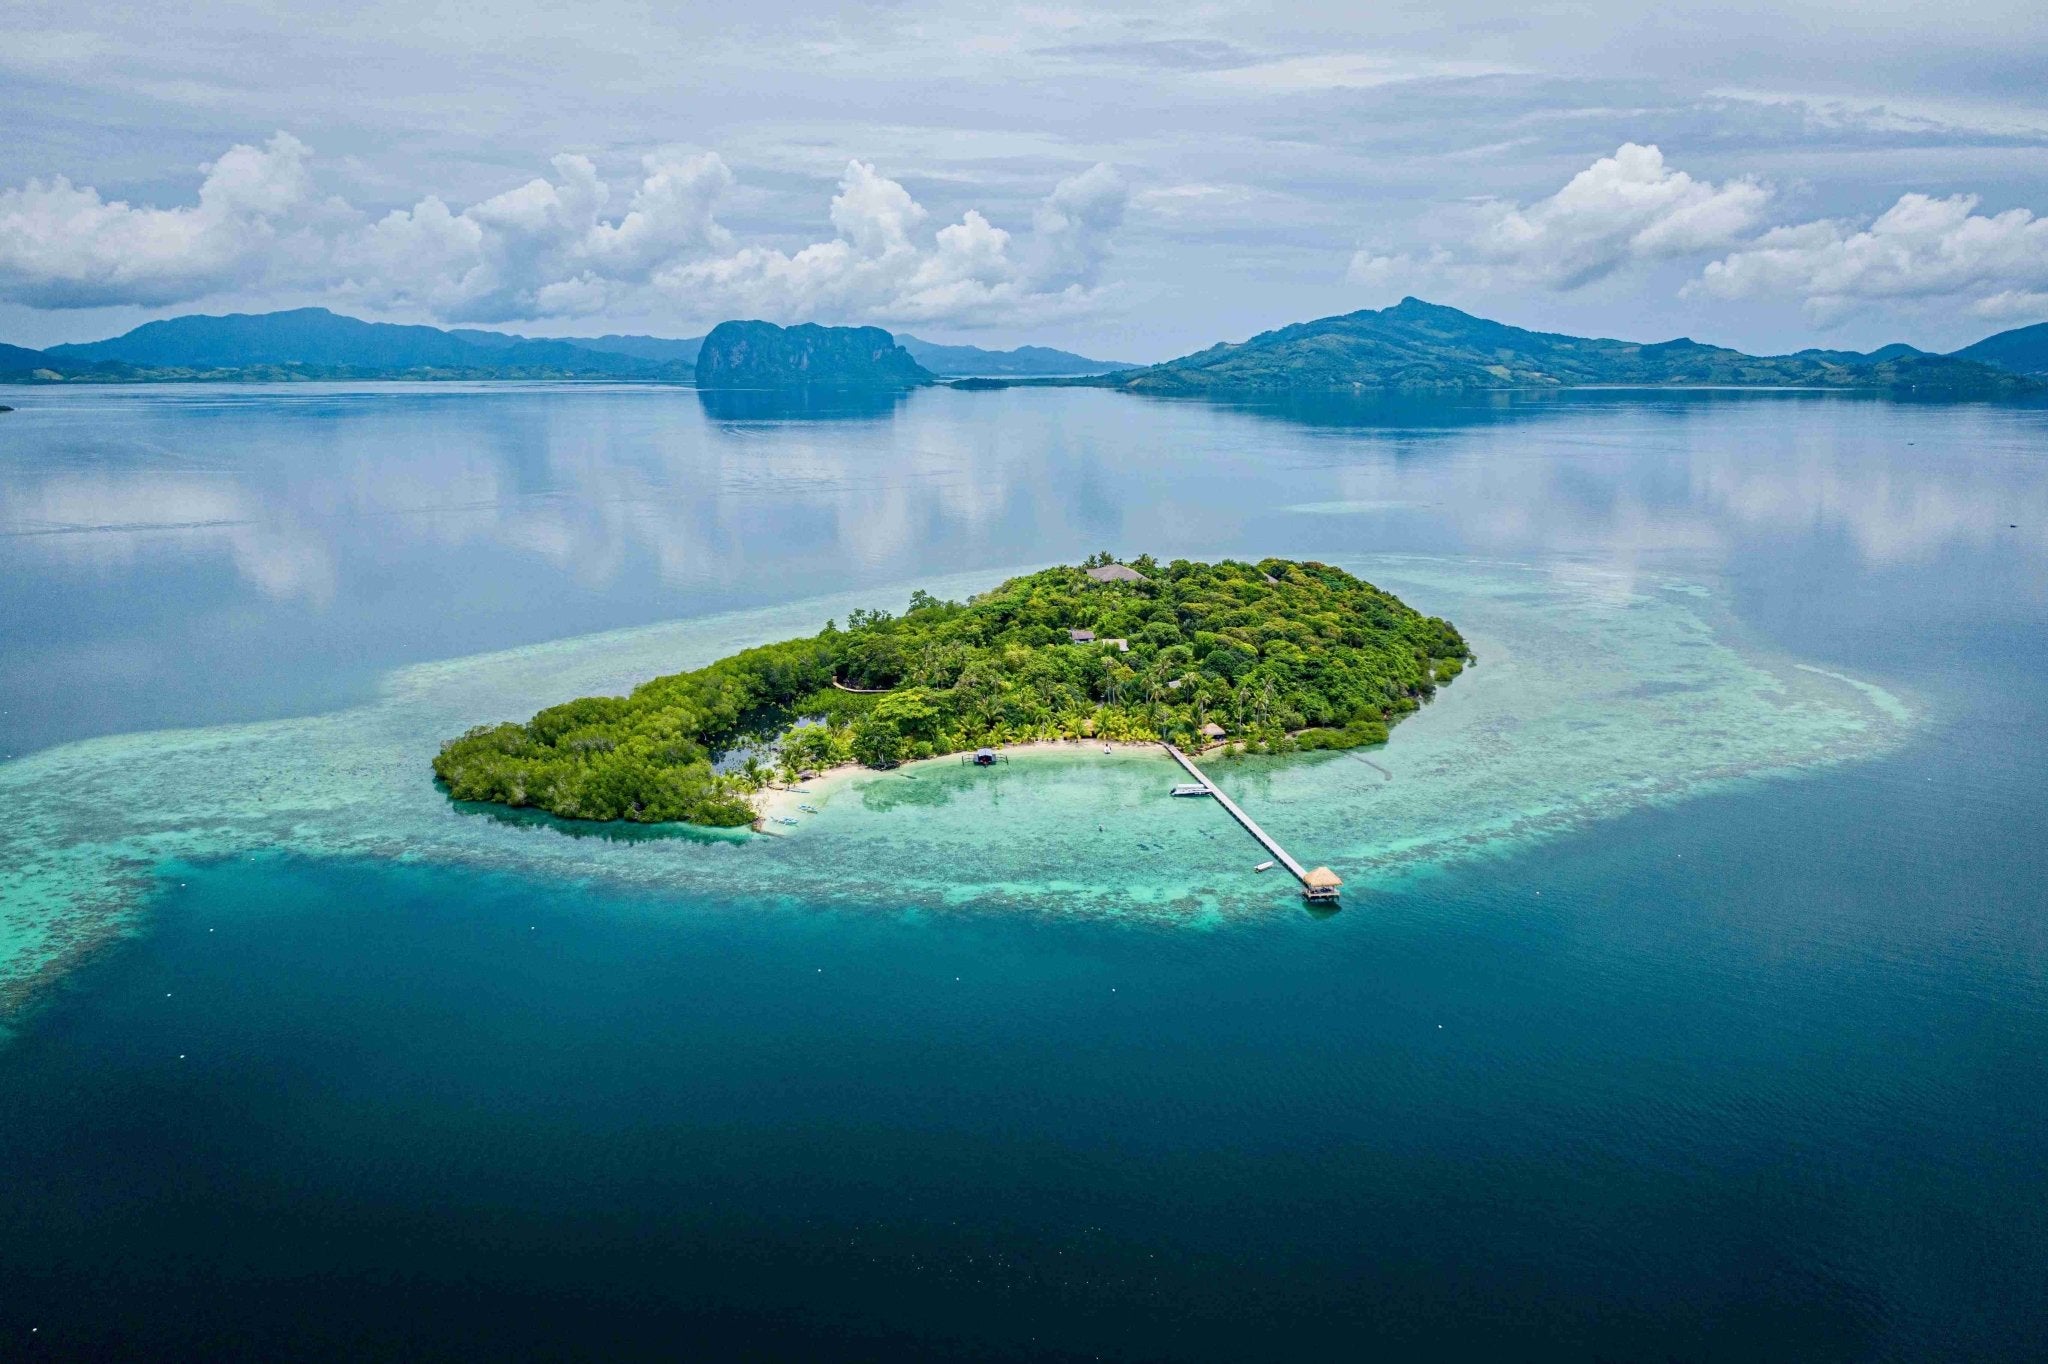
[0,384,2042,751]
[9,390,2038,594]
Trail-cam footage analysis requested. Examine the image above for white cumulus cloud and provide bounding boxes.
[1024,161,1127,291]
[655,159,1127,327]
[1350,142,1770,294]
[0,133,312,307]
[341,150,735,323]
[1687,192,2048,321]
[1348,141,2048,331]
[0,138,1126,330]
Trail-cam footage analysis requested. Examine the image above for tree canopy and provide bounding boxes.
[432,556,1470,827]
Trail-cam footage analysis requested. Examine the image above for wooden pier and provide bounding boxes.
[1162,744,1342,901]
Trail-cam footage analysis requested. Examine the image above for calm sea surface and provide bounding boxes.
[1,383,2044,1361]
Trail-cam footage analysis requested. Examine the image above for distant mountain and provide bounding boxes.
[565,334,704,364]
[34,308,695,381]
[8,310,1107,383]
[1087,298,2036,396]
[896,335,1134,376]
[440,328,522,351]
[52,308,482,370]
[1953,321,2048,377]
[0,342,54,378]
[9,302,2044,393]
[1788,342,1928,366]
[695,321,931,389]
[455,330,703,364]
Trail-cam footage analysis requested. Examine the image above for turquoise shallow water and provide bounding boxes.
[0,553,1907,1006]
[0,385,2043,1360]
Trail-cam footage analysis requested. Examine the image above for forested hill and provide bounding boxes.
[4,309,1138,385]
[431,556,1470,827]
[23,308,697,381]
[5,301,2043,390]
[1081,298,2041,396]
[0,343,50,374]
[0,308,1132,383]
[1954,321,2048,377]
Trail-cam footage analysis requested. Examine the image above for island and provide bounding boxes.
[1053,297,2041,396]
[693,320,932,389]
[432,556,1470,829]
[7,309,699,383]
[7,304,2044,391]
[0,309,1137,384]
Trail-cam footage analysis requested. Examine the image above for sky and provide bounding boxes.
[3,0,2046,359]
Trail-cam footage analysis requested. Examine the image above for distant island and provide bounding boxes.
[0,308,1130,384]
[896,335,1135,377]
[432,556,1470,828]
[694,320,930,389]
[1059,298,2042,396]
[5,298,2041,395]
[5,299,2041,393]
[4,308,694,383]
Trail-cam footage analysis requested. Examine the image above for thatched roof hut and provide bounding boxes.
[1303,867,1342,890]
[1199,722,1227,739]
[1085,563,1145,583]
[1068,628,1096,643]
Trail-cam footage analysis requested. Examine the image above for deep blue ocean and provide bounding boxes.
[1,383,2044,1361]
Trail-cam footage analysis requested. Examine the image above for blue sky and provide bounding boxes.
[3,0,2045,358]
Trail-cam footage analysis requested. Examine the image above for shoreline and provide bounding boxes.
[751,739,1172,832]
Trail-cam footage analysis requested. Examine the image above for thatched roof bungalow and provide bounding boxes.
[1085,563,1146,584]
[1302,866,1343,901]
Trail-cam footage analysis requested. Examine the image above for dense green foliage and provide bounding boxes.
[433,556,1470,827]
[1081,298,2040,396]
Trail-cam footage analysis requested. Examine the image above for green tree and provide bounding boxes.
[432,556,1468,828]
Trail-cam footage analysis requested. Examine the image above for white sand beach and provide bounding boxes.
[750,738,1173,832]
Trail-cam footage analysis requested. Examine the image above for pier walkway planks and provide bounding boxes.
[1162,743,1319,887]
